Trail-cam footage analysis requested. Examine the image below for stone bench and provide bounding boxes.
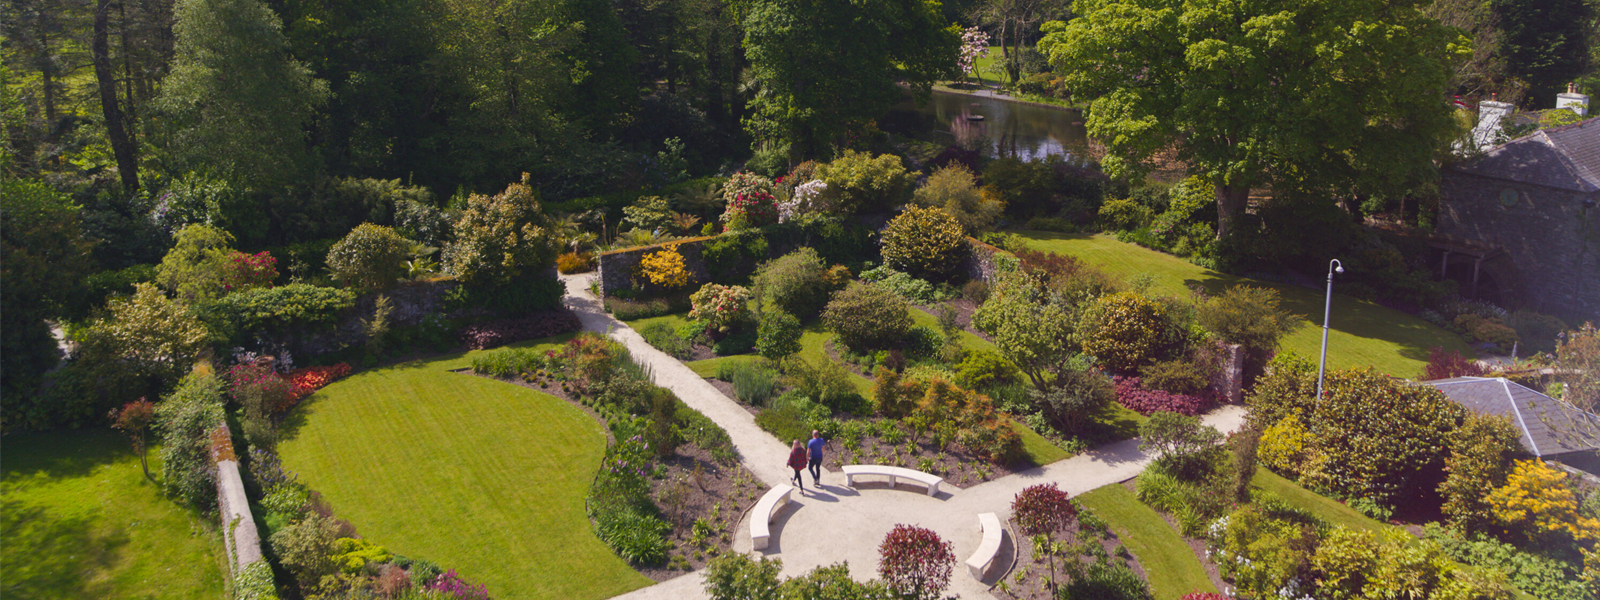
[965,512,1003,580]
[841,465,942,497]
[750,484,794,550]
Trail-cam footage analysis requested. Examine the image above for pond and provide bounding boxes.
[886,90,1093,163]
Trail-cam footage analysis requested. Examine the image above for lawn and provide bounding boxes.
[1249,469,1383,532]
[275,335,651,600]
[1012,231,1472,377]
[1077,483,1217,600]
[2,430,226,600]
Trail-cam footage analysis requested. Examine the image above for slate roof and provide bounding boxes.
[1449,116,1600,193]
[1425,376,1600,457]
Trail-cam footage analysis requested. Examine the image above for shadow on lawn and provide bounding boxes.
[1,498,128,600]
[2,430,131,483]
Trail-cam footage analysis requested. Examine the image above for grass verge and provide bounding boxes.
[1012,231,1472,377]
[1077,484,1218,600]
[276,335,650,600]
[2,430,226,600]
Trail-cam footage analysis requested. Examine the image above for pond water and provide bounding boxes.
[888,90,1093,163]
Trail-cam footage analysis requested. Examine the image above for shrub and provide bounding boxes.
[556,251,596,274]
[326,223,412,291]
[457,310,582,350]
[815,150,913,214]
[752,247,842,320]
[1031,363,1116,433]
[700,229,769,284]
[1140,411,1223,472]
[822,282,913,351]
[1081,292,1180,373]
[912,164,1002,233]
[756,310,802,361]
[156,371,227,511]
[782,356,862,413]
[204,283,357,340]
[269,512,342,588]
[721,190,779,230]
[1439,413,1523,535]
[1424,523,1590,600]
[605,295,683,320]
[442,173,558,287]
[225,251,278,291]
[880,206,968,281]
[689,283,754,333]
[1258,415,1313,477]
[640,322,694,359]
[704,554,783,600]
[1061,561,1154,600]
[961,280,990,304]
[878,524,954,600]
[1422,346,1487,380]
[757,393,828,442]
[1506,311,1567,354]
[1210,506,1318,600]
[1455,314,1520,353]
[1098,197,1155,230]
[1114,376,1213,416]
[721,171,776,206]
[860,265,956,304]
[955,349,1021,391]
[157,224,240,302]
[1312,527,1508,600]
[1196,286,1302,372]
[1140,359,1209,395]
[1488,459,1600,546]
[638,243,694,289]
[622,195,676,232]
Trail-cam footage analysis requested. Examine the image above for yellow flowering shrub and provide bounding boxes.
[1488,459,1600,544]
[1258,414,1312,476]
[880,206,967,280]
[638,243,691,289]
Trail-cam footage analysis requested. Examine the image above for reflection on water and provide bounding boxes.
[890,91,1092,164]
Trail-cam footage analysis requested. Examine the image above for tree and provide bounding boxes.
[80,283,213,386]
[972,270,1075,391]
[154,0,326,192]
[326,223,412,291]
[110,398,156,479]
[93,0,139,192]
[1011,482,1077,593]
[877,524,955,600]
[740,0,959,160]
[1,178,94,414]
[442,173,558,286]
[911,164,1004,233]
[1196,286,1303,374]
[1493,0,1595,105]
[1041,0,1461,241]
[157,224,238,302]
[970,0,1067,85]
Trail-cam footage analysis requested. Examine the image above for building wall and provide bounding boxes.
[1439,170,1600,322]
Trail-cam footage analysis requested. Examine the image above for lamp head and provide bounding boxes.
[1335,266,1344,274]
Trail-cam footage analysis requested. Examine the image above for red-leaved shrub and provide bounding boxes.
[878,524,955,600]
[459,310,582,350]
[285,364,353,406]
[1114,376,1214,416]
[1421,346,1485,381]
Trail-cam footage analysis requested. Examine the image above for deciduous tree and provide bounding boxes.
[1041,0,1461,241]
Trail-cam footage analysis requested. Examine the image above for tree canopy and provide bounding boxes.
[1041,0,1464,240]
[740,0,960,160]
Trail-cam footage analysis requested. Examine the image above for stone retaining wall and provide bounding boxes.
[211,425,265,575]
[596,236,717,297]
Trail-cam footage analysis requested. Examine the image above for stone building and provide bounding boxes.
[1436,116,1600,323]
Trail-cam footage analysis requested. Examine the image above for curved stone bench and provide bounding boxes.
[750,484,794,550]
[965,512,1003,579]
[841,465,942,497]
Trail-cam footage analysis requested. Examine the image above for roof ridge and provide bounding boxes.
[1500,377,1543,457]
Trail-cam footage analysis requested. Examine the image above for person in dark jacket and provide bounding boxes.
[807,430,826,487]
[787,440,807,488]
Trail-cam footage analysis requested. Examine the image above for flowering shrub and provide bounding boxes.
[1180,594,1237,600]
[1257,414,1312,477]
[227,362,298,414]
[777,179,830,222]
[637,243,692,289]
[285,363,352,405]
[1488,459,1600,545]
[458,310,582,350]
[957,27,990,76]
[1421,346,1486,380]
[689,283,753,333]
[425,570,489,600]
[721,171,775,205]
[1113,376,1213,416]
[556,251,595,274]
[720,190,778,230]
[878,524,955,600]
[225,250,277,291]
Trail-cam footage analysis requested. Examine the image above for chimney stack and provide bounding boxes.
[1558,82,1590,117]
[1472,97,1516,150]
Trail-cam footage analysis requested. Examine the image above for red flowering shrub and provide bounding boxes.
[225,250,277,291]
[1421,346,1485,380]
[459,310,582,350]
[1181,594,1237,600]
[720,191,778,230]
[1114,376,1214,416]
[878,524,954,600]
[227,363,297,414]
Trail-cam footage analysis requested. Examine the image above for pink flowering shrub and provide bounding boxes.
[425,570,489,600]
[225,250,277,291]
[1114,376,1214,416]
[721,191,778,230]
[689,283,753,333]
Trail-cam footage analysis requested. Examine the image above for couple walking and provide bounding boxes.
[787,430,825,489]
